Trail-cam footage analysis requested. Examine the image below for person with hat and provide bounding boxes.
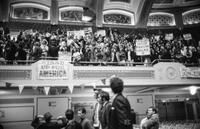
[108,77,132,129]
[31,112,67,129]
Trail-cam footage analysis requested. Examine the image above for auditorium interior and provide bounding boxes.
[0,0,200,129]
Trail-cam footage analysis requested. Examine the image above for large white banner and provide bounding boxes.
[136,38,150,56]
[38,60,69,79]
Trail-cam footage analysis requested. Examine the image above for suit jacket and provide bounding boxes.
[109,93,132,129]
[99,102,111,129]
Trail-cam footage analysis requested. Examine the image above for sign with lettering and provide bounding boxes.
[38,60,69,79]
[180,68,200,79]
[136,38,150,56]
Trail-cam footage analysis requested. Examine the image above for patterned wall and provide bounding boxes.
[183,9,200,25]
[147,13,175,26]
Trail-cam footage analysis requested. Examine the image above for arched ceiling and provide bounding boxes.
[152,0,200,9]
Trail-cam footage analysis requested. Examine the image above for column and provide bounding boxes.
[51,0,59,25]
[1,0,10,22]
[95,0,104,27]
[173,8,184,30]
[192,102,198,120]
[137,0,155,28]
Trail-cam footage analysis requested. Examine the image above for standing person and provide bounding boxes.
[140,106,159,129]
[99,91,111,129]
[65,109,82,129]
[109,77,132,129]
[92,88,102,129]
[78,108,94,129]
[130,109,136,124]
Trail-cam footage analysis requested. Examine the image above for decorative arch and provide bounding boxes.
[11,3,50,20]
[59,6,83,21]
[110,0,131,3]
[103,9,135,25]
[182,8,200,25]
[147,12,176,26]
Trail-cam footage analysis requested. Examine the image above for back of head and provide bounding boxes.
[44,112,52,122]
[110,77,124,94]
[65,109,74,120]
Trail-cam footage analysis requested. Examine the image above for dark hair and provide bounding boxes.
[100,91,110,101]
[44,112,52,123]
[93,88,102,99]
[110,77,124,94]
[79,107,86,114]
[65,109,74,120]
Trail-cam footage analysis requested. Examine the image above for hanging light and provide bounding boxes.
[82,7,94,22]
[189,86,197,95]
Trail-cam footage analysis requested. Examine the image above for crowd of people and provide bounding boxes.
[159,120,200,129]
[0,26,200,66]
[31,77,141,129]
[30,77,158,129]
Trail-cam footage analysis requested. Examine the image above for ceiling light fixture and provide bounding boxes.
[189,86,197,95]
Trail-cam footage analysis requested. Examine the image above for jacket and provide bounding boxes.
[109,93,132,129]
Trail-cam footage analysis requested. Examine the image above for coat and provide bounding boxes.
[109,93,132,129]
[99,102,111,129]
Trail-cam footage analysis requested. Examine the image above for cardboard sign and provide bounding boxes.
[165,33,173,40]
[183,34,192,40]
[136,38,150,56]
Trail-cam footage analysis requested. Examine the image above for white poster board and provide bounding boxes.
[136,38,150,56]
[96,30,106,36]
[154,35,160,41]
[183,33,192,40]
[165,33,173,40]
[0,106,34,122]
[37,97,69,119]
[67,30,85,39]
[127,95,153,115]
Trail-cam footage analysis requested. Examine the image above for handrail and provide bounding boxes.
[151,59,177,65]
[0,58,199,67]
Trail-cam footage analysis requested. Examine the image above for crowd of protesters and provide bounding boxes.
[0,26,199,66]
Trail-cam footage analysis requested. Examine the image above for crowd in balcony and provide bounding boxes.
[0,26,200,66]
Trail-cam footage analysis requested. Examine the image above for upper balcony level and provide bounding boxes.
[0,60,200,94]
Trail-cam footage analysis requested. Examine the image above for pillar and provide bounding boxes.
[51,0,58,25]
[95,0,104,27]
